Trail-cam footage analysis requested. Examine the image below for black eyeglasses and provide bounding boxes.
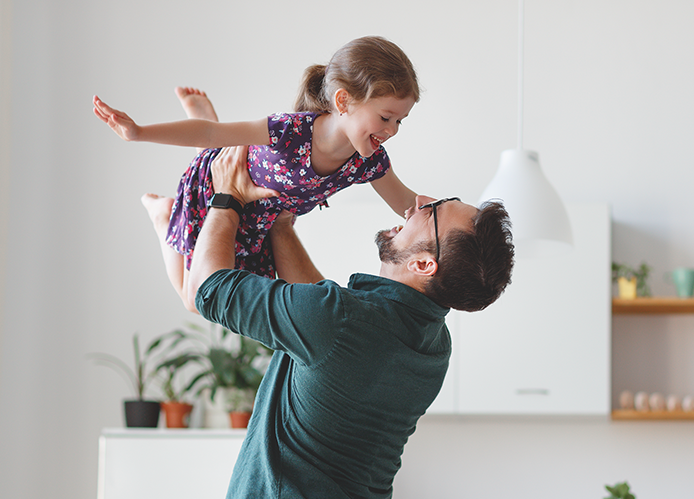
[417,197,461,262]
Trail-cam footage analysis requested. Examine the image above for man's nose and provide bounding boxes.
[415,195,436,209]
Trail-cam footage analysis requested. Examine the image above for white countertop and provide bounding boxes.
[101,427,247,439]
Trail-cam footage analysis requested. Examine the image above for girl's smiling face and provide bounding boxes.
[342,94,415,158]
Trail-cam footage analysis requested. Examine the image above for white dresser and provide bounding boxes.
[97,428,246,499]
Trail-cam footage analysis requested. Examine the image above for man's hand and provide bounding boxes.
[210,146,279,205]
[188,145,278,309]
[93,95,141,141]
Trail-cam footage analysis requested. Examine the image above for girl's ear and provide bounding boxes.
[406,254,438,277]
[334,88,351,114]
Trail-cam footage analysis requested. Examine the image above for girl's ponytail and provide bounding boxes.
[294,37,419,115]
[294,64,331,113]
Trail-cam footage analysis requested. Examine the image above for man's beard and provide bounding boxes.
[376,230,435,265]
[375,230,406,264]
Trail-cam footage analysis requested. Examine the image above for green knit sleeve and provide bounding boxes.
[196,269,344,366]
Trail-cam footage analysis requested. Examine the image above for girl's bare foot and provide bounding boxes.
[141,193,174,238]
[175,86,219,122]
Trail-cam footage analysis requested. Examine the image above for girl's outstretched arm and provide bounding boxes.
[370,167,418,218]
[93,95,270,149]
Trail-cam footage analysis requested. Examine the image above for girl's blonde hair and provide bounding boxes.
[294,36,420,113]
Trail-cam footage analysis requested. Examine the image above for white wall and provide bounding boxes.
[1,1,693,498]
[396,415,694,498]
[0,0,10,370]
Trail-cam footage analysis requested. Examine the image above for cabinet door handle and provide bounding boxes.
[516,389,550,396]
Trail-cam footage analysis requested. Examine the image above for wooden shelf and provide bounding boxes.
[612,409,694,421]
[612,298,694,423]
[612,297,694,314]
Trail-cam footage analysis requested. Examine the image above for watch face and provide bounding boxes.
[210,193,232,208]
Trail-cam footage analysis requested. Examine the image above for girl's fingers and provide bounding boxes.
[95,97,117,117]
[93,106,113,124]
[93,108,107,122]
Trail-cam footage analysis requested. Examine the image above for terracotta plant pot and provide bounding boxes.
[229,411,252,429]
[161,401,193,428]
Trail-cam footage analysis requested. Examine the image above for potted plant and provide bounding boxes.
[87,333,164,428]
[155,350,202,428]
[612,262,651,299]
[168,322,272,428]
[604,481,636,499]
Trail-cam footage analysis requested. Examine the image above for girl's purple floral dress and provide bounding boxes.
[166,112,391,278]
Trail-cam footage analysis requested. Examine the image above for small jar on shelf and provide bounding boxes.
[613,390,694,420]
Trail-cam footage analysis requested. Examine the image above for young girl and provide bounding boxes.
[93,36,419,312]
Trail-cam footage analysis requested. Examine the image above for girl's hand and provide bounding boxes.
[92,95,141,141]
[211,146,279,206]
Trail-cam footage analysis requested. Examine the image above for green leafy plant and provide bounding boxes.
[161,322,273,408]
[87,333,165,400]
[156,351,202,403]
[604,481,635,499]
[612,262,652,297]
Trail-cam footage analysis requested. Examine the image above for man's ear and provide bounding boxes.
[406,254,438,277]
[334,88,351,114]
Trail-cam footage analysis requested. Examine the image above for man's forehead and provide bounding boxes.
[439,199,478,232]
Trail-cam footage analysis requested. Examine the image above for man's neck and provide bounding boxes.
[379,262,427,295]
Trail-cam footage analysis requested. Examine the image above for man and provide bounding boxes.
[188,146,514,498]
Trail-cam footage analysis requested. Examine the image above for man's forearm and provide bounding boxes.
[188,144,279,308]
[270,222,324,284]
[188,208,239,304]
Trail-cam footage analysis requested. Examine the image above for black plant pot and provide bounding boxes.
[124,400,161,428]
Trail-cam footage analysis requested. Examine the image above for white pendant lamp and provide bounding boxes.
[479,0,573,258]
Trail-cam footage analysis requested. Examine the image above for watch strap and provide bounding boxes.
[208,193,244,216]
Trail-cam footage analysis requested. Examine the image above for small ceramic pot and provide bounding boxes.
[649,393,665,411]
[634,391,650,412]
[666,395,682,412]
[619,390,634,410]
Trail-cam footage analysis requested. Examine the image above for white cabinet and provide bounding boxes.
[429,203,611,415]
[97,428,245,499]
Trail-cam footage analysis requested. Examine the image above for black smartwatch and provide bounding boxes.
[208,193,244,216]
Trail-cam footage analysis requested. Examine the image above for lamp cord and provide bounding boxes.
[517,0,524,151]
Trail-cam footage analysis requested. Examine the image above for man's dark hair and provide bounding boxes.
[424,201,514,312]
